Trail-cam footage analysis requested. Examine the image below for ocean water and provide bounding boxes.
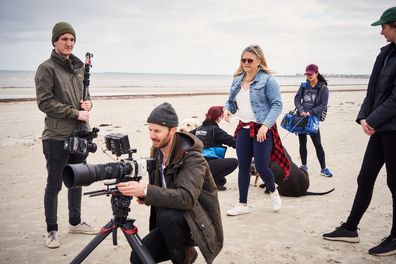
[0,70,369,99]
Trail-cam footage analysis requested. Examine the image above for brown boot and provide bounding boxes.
[185,247,198,264]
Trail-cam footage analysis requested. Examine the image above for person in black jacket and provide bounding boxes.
[191,106,238,190]
[323,6,396,256]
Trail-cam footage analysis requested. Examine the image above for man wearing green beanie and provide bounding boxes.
[323,6,396,257]
[35,22,97,249]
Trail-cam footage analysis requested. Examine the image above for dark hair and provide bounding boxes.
[307,72,328,85]
[205,106,224,122]
[317,73,328,85]
[385,21,396,28]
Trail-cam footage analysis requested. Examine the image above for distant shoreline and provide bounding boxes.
[0,89,366,103]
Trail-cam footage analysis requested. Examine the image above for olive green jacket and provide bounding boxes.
[145,132,223,263]
[35,50,88,140]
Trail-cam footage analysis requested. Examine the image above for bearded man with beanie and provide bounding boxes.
[35,22,97,249]
[117,102,223,263]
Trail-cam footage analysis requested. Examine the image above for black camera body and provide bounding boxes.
[63,133,155,189]
[64,127,100,155]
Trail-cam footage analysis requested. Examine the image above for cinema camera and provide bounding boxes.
[63,133,155,189]
[63,133,156,264]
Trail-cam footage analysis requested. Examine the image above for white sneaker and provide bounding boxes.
[270,189,282,212]
[46,231,60,249]
[69,221,98,235]
[226,203,249,216]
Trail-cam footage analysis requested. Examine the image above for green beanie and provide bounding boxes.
[52,22,76,45]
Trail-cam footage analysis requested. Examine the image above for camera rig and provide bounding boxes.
[64,52,100,156]
[63,133,156,264]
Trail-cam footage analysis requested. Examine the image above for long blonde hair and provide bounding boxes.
[234,45,273,76]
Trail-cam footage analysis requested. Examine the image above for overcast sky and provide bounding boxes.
[0,0,394,75]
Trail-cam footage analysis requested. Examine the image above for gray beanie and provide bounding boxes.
[147,102,179,127]
[52,22,76,45]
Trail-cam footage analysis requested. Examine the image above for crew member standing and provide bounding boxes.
[35,22,97,249]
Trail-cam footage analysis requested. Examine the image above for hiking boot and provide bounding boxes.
[226,203,249,216]
[300,165,308,173]
[368,235,396,256]
[323,224,359,243]
[270,189,281,212]
[185,246,198,263]
[321,168,333,177]
[69,221,98,235]
[45,231,60,249]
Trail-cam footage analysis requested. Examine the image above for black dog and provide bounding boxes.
[251,149,334,197]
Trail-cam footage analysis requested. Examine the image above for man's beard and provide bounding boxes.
[152,131,172,149]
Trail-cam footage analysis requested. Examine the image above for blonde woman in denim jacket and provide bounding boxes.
[224,45,286,215]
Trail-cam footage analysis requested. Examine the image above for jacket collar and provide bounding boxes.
[51,49,83,73]
[235,69,266,84]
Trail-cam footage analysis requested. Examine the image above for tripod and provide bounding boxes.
[69,189,155,264]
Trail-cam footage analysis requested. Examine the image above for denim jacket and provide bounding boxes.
[224,70,282,128]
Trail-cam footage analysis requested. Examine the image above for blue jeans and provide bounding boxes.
[236,128,275,203]
[42,139,87,232]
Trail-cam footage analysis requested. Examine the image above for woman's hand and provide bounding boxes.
[257,125,269,142]
[360,119,376,136]
[224,109,232,122]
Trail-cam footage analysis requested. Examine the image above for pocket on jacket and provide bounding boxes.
[45,117,58,129]
[190,204,216,253]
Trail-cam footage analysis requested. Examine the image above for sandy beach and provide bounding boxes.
[0,90,394,264]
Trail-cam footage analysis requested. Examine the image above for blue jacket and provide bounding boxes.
[224,70,283,128]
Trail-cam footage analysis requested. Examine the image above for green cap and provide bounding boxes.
[52,22,76,45]
[371,7,396,26]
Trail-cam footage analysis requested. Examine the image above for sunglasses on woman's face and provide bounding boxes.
[241,58,254,64]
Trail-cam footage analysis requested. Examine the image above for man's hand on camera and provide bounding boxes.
[80,99,92,111]
[117,181,147,199]
[77,111,89,122]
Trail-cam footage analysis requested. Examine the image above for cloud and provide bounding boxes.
[0,0,393,74]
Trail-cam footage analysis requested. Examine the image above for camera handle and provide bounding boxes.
[79,52,93,133]
[69,189,154,264]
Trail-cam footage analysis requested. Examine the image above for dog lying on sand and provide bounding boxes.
[251,149,335,197]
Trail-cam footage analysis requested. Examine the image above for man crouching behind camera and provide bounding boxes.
[117,102,223,264]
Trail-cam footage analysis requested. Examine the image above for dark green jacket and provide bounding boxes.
[35,50,88,140]
[145,132,223,263]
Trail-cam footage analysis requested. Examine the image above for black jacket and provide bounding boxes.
[191,121,235,149]
[357,42,396,131]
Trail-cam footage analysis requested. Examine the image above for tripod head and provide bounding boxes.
[84,176,142,221]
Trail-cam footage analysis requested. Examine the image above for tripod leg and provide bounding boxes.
[70,221,116,264]
[121,221,155,264]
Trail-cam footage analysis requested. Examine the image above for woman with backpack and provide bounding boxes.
[294,63,333,177]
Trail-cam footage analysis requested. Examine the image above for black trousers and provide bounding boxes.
[345,131,396,236]
[131,208,194,264]
[206,157,238,186]
[298,129,326,169]
[42,139,87,232]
